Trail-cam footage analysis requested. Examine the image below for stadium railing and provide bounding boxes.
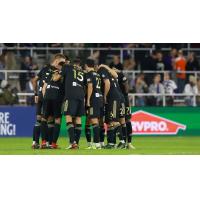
[0,69,200,106]
[1,69,200,82]
[0,45,199,63]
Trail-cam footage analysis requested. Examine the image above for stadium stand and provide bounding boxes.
[0,43,200,106]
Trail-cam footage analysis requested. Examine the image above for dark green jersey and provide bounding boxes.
[62,64,86,100]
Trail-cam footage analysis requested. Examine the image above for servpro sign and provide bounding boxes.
[131,110,186,135]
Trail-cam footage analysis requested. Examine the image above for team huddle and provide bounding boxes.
[32,54,135,150]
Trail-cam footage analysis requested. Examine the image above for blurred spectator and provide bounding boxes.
[163,48,177,70]
[196,78,200,106]
[141,50,158,85]
[19,56,33,91]
[186,52,200,71]
[184,75,198,106]
[155,51,165,71]
[148,74,164,106]
[4,51,20,91]
[123,55,136,70]
[141,50,157,71]
[0,55,5,84]
[48,43,63,54]
[135,73,148,106]
[174,50,186,93]
[0,80,18,105]
[163,72,177,106]
[25,76,35,105]
[109,55,123,70]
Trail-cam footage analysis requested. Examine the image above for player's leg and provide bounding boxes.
[106,100,123,149]
[74,99,85,147]
[117,102,126,149]
[90,118,101,149]
[51,117,61,148]
[32,99,43,149]
[64,99,77,149]
[125,101,135,149]
[99,106,105,148]
[85,119,92,149]
[74,117,82,145]
[51,100,62,148]
[47,116,54,145]
[118,117,126,149]
[126,119,135,149]
[32,115,41,149]
[104,102,116,149]
[40,100,51,148]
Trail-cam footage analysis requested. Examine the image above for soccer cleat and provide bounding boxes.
[85,143,93,149]
[40,140,48,149]
[65,143,79,150]
[85,146,93,150]
[32,143,40,149]
[104,144,115,149]
[127,143,136,150]
[92,143,101,150]
[49,143,60,149]
[100,142,105,148]
[117,142,126,149]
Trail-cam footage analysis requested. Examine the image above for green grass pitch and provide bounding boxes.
[0,136,200,155]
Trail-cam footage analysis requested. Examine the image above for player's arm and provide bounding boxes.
[87,83,93,107]
[32,75,39,103]
[104,79,110,104]
[123,80,129,94]
[121,73,129,94]
[99,64,118,79]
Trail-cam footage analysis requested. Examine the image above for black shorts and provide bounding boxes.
[87,98,103,119]
[105,99,121,123]
[124,96,131,120]
[63,99,85,117]
[36,99,43,116]
[42,99,62,119]
[119,101,125,118]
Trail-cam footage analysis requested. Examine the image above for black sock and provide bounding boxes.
[121,123,127,142]
[100,126,105,143]
[126,121,132,143]
[47,121,54,145]
[75,124,82,145]
[92,124,100,143]
[114,125,122,143]
[52,123,60,144]
[67,122,75,144]
[107,126,115,144]
[41,121,48,141]
[85,125,91,143]
[33,120,41,144]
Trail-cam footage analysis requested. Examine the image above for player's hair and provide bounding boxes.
[85,58,95,68]
[52,53,66,61]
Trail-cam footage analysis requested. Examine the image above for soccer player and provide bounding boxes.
[32,63,53,149]
[97,64,124,149]
[40,54,66,149]
[112,67,135,149]
[61,61,86,149]
[84,59,103,149]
